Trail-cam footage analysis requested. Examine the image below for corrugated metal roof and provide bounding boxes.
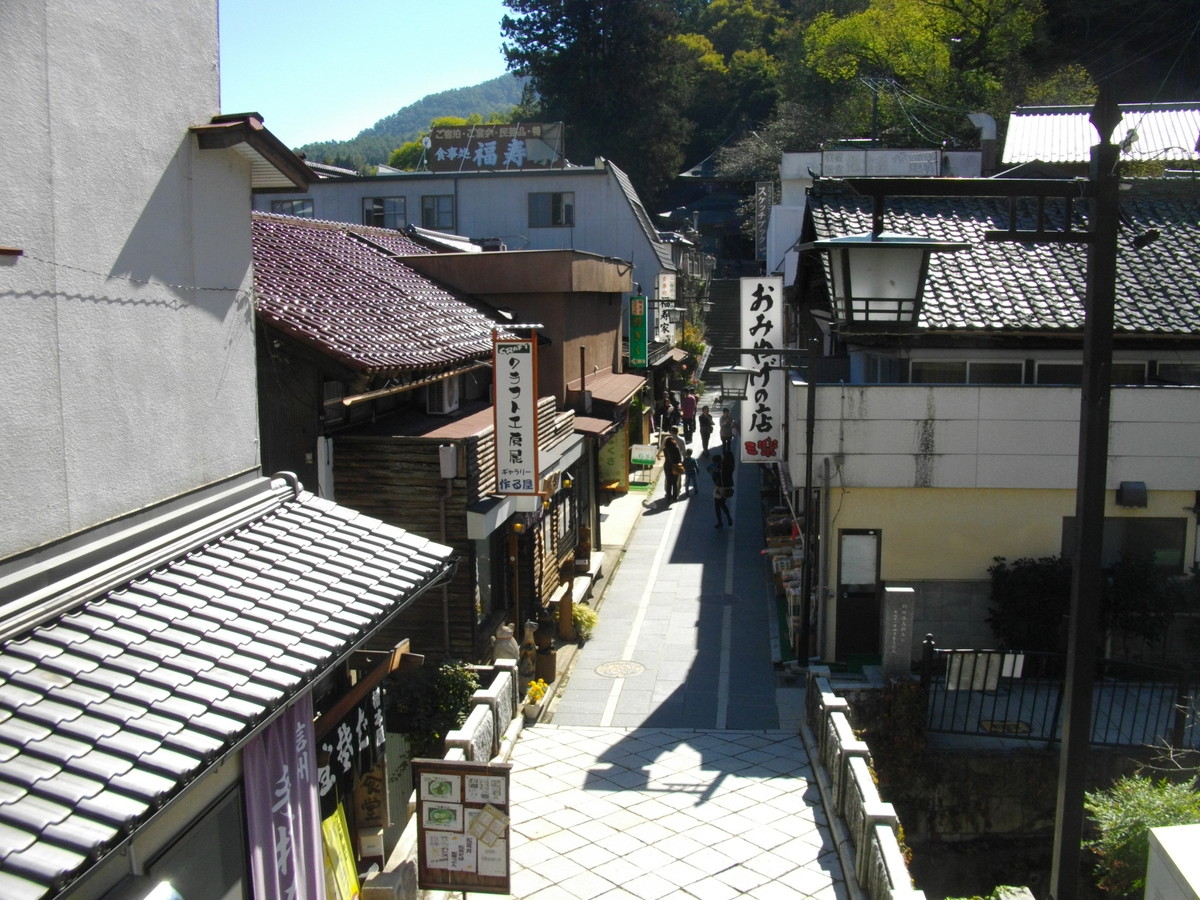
[809,179,1200,336]
[0,483,453,900]
[252,214,504,377]
[1003,103,1200,165]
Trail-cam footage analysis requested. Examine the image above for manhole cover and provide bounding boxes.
[595,660,645,679]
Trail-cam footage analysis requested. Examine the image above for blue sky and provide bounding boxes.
[219,0,512,148]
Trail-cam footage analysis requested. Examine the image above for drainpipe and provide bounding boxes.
[438,445,458,658]
[818,455,832,660]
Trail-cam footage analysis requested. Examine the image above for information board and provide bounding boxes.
[412,759,512,894]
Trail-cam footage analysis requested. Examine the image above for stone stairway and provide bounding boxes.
[699,278,742,391]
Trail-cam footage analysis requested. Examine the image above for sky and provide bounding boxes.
[219,0,512,148]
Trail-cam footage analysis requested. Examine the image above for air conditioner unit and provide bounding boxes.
[426,377,460,415]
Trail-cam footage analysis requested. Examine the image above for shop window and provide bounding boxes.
[421,194,454,230]
[362,197,406,229]
[1037,361,1146,385]
[1061,516,1187,571]
[967,361,1024,384]
[528,192,574,227]
[270,198,314,218]
[147,787,248,900]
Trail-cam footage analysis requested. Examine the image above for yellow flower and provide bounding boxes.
[526,679,548,704]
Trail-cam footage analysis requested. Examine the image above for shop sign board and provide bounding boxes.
[428,122,564,172]
[738,275,785,463]
[628,295,648,367]
[413,759,513,894]
[494,336,540,493]
[630,443,658,466]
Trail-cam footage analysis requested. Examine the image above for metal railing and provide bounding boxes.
[920,639,1199,748]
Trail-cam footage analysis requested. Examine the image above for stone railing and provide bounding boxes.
[806,666,925,900]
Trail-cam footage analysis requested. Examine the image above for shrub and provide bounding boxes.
[382,661,480,760]
[572,603,598,643]
[987,556,1071,651]
[1084,775,1200,896]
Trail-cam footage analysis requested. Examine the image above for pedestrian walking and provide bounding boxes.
[719,407,734,454]
[680,388,697,442]
[698,405,714,454]
[683,448,698,496]
[707,452,734,527]
[662,426,683,502]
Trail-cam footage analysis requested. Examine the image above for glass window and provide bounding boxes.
[1035,362,1082,385]
[1111,362,1146,385]
[1156,362,1200,385]
[147,788,247,900]
[910,361,967,383]
[421,195,454,230]
[363,197,406,229]
[967,362,1024,384]
[1062,517,1187,571]
[271,198,314,218]
[528,192,575,228]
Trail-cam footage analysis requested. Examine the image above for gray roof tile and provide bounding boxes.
[0,487,453,899]
[809,179,1200,336]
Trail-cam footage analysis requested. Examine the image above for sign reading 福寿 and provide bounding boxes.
[494,337,540,493]
[428,123,564,173]
[738,276,785,463]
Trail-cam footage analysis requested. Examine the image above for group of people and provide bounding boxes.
[657,388,738,528]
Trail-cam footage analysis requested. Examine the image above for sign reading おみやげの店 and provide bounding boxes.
[738,275,785,463]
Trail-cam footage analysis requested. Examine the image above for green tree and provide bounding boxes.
[502,0,695,205]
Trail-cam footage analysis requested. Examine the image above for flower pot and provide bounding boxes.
[523,701,542,724]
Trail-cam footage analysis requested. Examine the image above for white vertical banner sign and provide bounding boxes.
[494,335,540,493]
[738,275,785,464]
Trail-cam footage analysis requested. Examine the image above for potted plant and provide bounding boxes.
[523,678,548,723]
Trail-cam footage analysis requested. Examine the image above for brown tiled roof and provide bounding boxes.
[808,179,1200,336]
[251,214,505,376]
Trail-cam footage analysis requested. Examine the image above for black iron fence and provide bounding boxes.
[920,641,1199,748]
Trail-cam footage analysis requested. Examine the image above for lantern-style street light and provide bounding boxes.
[798,230,967,329]
[712,364,758,400]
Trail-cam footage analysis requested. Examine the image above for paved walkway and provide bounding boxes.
[485,429,851,900]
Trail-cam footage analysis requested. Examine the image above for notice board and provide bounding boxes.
[412,759,512,894]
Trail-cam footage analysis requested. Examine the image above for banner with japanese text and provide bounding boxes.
[628,295,648,367]
[738,276,785,463]
[494,337,540,493]
[244,692,326,900]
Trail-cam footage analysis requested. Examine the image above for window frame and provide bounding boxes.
[420,194,455,230]
[362,196,406,229]
[270,198,314,218]
[528,191,575,228]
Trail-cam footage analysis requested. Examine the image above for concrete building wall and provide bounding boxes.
[0,0,260,560]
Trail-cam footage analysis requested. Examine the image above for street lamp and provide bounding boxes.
[713,364,758,400]
[798,231,967,329]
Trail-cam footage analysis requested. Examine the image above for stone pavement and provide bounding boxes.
[465,427,853,900]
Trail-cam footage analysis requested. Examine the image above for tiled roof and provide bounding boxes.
[0,483,453,900]
[808,179,1200,336]
[607,160,677,273]
[1003,103,1200,165]
[252,214,504,376]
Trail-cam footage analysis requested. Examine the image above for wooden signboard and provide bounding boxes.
[412,759,513,894]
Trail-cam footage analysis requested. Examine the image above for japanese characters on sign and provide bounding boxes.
[244,692,325,900]
[628,295,648,367]
[413,760,513,894]
[317,686,386,818]
[428,123,564,173]
[494,337,540,493]
[738,276,785,464]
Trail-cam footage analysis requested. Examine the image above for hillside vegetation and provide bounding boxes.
[297,74,527,172]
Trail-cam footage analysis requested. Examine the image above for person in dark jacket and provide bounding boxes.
[707,452,734,527]
[662,426,683,502]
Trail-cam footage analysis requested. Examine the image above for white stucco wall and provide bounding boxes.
[0,0,260,560]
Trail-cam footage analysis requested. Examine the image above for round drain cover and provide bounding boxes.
[595,660,645,678]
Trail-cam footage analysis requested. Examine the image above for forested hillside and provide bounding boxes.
[297,74,527,171]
